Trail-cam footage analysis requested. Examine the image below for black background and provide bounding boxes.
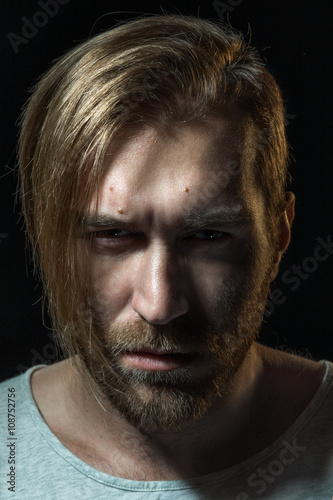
[1,0,332,381]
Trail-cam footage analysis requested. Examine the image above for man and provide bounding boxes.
[1,14,332,499]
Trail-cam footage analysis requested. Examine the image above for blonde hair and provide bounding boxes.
[19,14,289,361]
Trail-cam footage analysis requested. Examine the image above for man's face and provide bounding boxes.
[79,112,276,432]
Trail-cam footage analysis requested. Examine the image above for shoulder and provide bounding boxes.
[257,343,327,392]
[256,344,329,422]
[30,359,83,436]
[0,366,45,438]
[0,372,23,424]
[0,368,34,401]
[30,359,72,416]
[259,344,327,378]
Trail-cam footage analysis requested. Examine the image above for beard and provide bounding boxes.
[78,263,273,433]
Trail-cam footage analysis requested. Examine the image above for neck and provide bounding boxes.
[65,343,265,480]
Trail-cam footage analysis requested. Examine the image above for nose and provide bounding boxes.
[131,243,189,325]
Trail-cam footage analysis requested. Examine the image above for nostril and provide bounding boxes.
[131,290,189,325]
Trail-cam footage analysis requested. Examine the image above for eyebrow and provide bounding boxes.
[78,206,253,232]
[78,213,139,232]
[182,207,254,230]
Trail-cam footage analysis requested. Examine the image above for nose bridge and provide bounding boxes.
[148,242,174,294]
[131,241,189,324]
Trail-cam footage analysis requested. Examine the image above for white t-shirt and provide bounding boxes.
[0,361,333,499]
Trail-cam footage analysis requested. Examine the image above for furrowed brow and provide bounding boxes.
[77,207,254,234]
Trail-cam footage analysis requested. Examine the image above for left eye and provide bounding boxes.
[95,229,131,239]
[192,230,225,240]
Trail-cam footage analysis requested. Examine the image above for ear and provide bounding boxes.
[270,192,295,281]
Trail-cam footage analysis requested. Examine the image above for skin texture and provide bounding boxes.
[31,112,325,480]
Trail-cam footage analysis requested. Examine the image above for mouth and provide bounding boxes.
[120,349,196,372]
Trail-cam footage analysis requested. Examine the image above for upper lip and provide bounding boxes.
[130,348,194,355]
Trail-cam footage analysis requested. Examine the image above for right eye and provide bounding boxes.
[87,228,139,251]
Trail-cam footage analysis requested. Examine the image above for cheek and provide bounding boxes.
[192,240,256,282]
[88,257,132,323]
[191,238,271,304]
[183,254,250,316]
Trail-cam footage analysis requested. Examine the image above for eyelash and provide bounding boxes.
[91,229,228,244]
[190,230,226,241]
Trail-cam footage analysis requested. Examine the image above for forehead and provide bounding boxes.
[89,111,260,223]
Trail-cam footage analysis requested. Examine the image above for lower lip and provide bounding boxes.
[121,352,193,371]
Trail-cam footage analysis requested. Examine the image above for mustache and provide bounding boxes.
[99,317,223,357]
